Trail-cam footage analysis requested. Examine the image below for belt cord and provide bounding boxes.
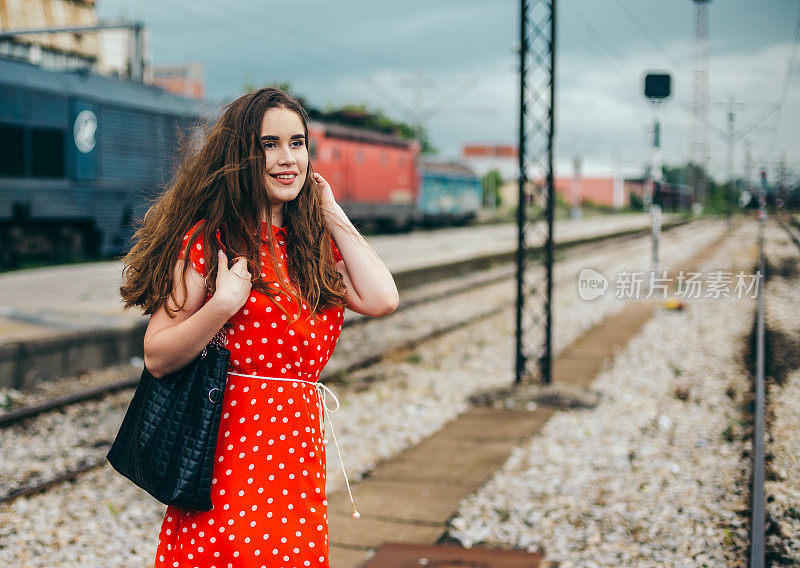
[227,371,360,520]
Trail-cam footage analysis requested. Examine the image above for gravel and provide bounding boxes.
[0,219,729,567]
[761,221,800,564]
[445,219,760,568]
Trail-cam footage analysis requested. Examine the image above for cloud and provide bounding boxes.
[96,0,798,179]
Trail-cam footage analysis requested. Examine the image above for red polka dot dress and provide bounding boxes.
[153,220,346,568]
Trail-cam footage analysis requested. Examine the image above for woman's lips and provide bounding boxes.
[269,173,298,185]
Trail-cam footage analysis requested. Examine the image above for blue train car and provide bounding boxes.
[418,160,482,226]
[0,57,203,267]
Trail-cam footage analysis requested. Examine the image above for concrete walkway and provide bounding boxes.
[327,405,556,567]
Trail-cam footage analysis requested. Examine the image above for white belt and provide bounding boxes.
[227,371,360,520]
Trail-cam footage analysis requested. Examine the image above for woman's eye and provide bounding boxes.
[262,141,304,149]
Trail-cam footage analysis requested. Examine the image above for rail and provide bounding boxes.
[749,215,766,567]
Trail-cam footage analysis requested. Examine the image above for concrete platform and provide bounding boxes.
[0,215,660,337]
[327,407,555,566]
[0,214,683,389]
[363,542,550,568]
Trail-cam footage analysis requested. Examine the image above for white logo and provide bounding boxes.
[74,110,97,153]
[578,268,608,301]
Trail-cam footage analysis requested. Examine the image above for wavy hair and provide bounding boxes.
[119,87,347,320]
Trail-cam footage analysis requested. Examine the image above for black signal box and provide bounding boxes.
[644,73,672,100]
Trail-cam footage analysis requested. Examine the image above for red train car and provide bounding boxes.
[307,121,420,230]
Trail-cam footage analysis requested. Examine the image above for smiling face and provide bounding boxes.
[260,106,309,212]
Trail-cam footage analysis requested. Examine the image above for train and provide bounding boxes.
[0,56,483,269]
[0,56,201,267]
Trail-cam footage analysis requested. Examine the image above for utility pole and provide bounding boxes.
[571,156,582,218]
[691,0,712,213]
[777,153,788,206]
[403,69,432,145]
[365,72,492,153]
[744,139,753,203]
[726,96,735,227]
[643,72,671,273]
[516,0,556,386]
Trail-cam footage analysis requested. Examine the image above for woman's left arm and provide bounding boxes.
[315,172,399,317]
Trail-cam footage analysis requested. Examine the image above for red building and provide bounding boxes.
[150,63,205,99]
[500,175,628,210]
[554,176,626,208]
[461,144,519,181]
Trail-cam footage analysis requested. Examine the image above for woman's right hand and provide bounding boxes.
[212,250,252,316]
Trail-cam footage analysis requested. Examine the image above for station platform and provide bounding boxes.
[0,213,676,389]
[0,213,664,342]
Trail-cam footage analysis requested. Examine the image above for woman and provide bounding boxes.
[119,87,399,567]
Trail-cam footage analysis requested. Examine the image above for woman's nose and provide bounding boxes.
[277,146,296,165]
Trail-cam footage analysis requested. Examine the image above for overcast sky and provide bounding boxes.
[98,0,800,182]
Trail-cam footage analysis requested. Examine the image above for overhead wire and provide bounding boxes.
[771,4,800,152]
[561,0,638,79]
[160,0,503,131]
[550,2,654,171]
[158,0,407,74]
[606,0,683,71]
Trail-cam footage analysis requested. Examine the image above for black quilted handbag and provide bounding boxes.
[106,338,230,511]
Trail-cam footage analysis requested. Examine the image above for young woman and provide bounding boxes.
[119,87,399,567]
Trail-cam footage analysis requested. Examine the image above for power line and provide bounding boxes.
[772,5,800,149]
[159,0,404,74]
[606,0,682,70]
[778,6,800,109]
[562,0,638,78]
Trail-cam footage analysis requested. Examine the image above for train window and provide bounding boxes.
[379,153,388,166]
[0,125,24,177]
[355,150,364,163]
[31,128,65,178]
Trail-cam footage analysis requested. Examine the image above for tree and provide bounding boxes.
[482,170,503,208]
[662,162,739,214]
[629,191,644,211]
[308,103,436,154]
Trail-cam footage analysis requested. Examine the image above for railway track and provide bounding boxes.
[754,215,800,566]
[0,218,690,429]
[749,215,767,567]
[739,213,800,566]
[776,212,800,252]
[0,218,708,505]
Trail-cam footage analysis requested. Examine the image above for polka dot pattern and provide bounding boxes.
[155,221,344,567]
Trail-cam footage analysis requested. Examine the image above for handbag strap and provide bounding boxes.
[208,327,228,349]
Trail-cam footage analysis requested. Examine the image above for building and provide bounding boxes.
[461,144,519,181]
[0,0,101,72]
[0,0,177,87]
[151,63,205,99]
[554,176,626,209]
[498,175,627,210]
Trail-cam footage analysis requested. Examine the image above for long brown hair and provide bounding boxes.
[119,87,346,319]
